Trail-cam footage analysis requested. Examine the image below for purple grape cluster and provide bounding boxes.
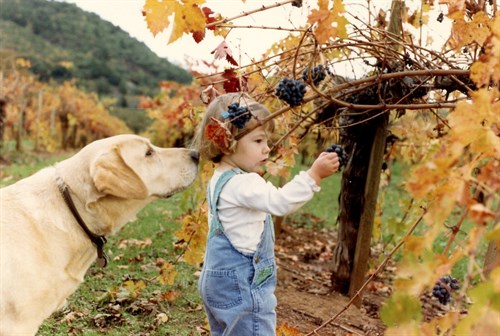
[221,102,251,129]
[302,65,326,86]
[325,144,348,168]
[432,275,459,305]
[275,78,306,107]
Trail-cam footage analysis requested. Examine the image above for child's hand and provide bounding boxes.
[307,152,340,185]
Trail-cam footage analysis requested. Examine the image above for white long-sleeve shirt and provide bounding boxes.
[209,169,320,254]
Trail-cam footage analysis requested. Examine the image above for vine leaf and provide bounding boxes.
[222,68,247,93]
[158,262,178,285]
[307,0,348,43]
[408,4,431,28]
[142,0,170,36]
[441,0,466,15]
[200,85,221,104]
[448,11,491,50]
[266,140,298,179]
[143,0,206,44]
[211,40,238,66]
[174,210,208,265]
[192,7,219,43]
[380,292,422,328]
[454,271,500,335]
[205,117,232,152]
[121,280,146,300]
[277,322,302,336]
[449,89,499,157]
[160,290,180,302]
[469,203,496,226]
[470,14,500,87]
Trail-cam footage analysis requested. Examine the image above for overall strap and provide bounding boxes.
[207,168,242,235]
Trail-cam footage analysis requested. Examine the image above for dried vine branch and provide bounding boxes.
[205,0,297,29]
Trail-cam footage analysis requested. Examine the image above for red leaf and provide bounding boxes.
[202,7,217,30]
[190,6,216,43]
[226,54,238,66]
[205,117,232,151]
[222,69,247,93]
[192,30,205,43]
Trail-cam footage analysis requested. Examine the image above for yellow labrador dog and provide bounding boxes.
[0,134,199,335]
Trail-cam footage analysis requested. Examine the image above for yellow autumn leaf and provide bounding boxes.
[470,14,500,87]
[448,11,493,51]
[406,151,456,200]
[158,262,178,285]
[454,273,500,335]
[421,312,461,336]
[425,177,464,225]
[409,4,430,28]
[174,210,208,265]
[122,280,146,299]
[470,61,491,88]
[143,0,206,44]
[307,0,347,44]
[276,322,302,336]
[396,251,450,295]
[168,0,206,44]
[143,0,170,36]
[449,89,500,157]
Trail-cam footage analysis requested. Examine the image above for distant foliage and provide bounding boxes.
[0,0,192,100]
[0,62,130,151]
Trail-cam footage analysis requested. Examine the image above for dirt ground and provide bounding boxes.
[273,223,453,336]
[274,224,387,335]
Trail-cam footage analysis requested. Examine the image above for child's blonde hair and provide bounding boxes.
[193,93,274,163]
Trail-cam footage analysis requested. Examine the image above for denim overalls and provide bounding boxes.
[199,169,277,336]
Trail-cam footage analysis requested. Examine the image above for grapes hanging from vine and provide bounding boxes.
[275,78,306,107]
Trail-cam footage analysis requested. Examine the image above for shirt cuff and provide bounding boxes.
[299,171,321,192]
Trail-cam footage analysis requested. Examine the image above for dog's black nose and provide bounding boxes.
[190,150,200,163]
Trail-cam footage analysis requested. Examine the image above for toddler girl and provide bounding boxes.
[192,93,339,335]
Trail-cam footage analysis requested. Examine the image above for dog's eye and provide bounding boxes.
[145,148,154,157]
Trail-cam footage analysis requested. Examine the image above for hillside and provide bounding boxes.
[0,0,192,103]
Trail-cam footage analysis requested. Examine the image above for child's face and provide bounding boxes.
[226,126,270,174]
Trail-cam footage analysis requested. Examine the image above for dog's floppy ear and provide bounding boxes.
[90,146,148,199]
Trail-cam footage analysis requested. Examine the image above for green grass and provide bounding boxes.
[0,141,75,181]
